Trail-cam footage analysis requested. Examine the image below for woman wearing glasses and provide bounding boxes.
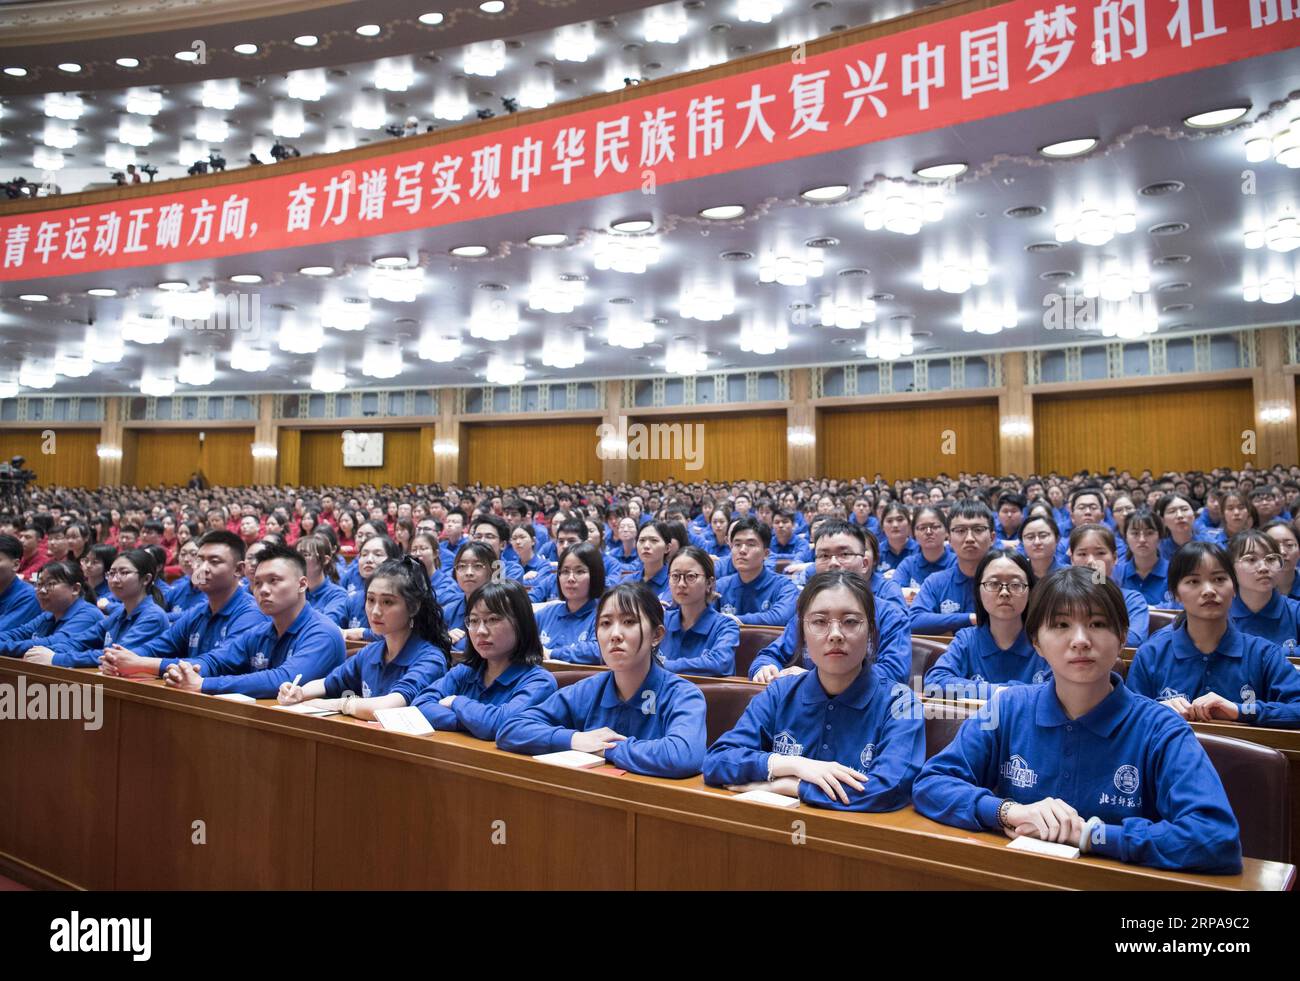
[892,505,955,590]
[1128,542,1300,728]
[926,548,1050,697]
[411,580,557,738]
[705,570,924,811]
[536,542,604,665]
[443,541,498,650]
[1265,520,1300,603]
[0,560,106,664]
[916,568,1243,873]
[1067,524,1149,648]
[1226,530,1300,652]
[660,547,739,677]
[1020,511,1066,582]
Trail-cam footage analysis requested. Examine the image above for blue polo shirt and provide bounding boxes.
[714,566,799,627]
[413,661,557,739]
[704,665,924,812]
[0,600,105,659]
[661,605,740,676]
[321,633,448,704]
[189,601,345,698]
[767,535,813,566]
[537,598,600,664]
[748,597,911,686]
[910,563,977,635]
[53,598,167,669]
[914,675,1243,874]
[894,548,956,589]
[0,576,39,633]
[877,538,919,577]
[306,578,350,627]
[1228,592,1300,653]
[1128,622,1300,728]
[620,563,669,596]
[146,588,268,671]
[1114,557,1177,609]
[496,660,707,778]
[1120,586,1150,648]
[164,575,205,617]
[702,537,731,562]
[431,568,461,607]
[924,624,1051,697]
[1158,530,1219,562]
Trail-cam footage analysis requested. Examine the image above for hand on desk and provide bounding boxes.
[769,755,865,806]
[22,646,54,665]
[726,776,801,798]
[752,664,807,685]
[164,660,203,692]
[100,645,149,677]
[571,726,626,756]
[1003,797,1085,844]
[1187,692,1239,722]
[278,679,305,704]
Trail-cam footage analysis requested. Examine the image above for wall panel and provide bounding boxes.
[0,429,99,487]
[465,421,603,486]
[628,413,787,483]
[1034,384,1253,475]
[125,429,253,487]
[818,401,1000,481]
[296,428,423,486]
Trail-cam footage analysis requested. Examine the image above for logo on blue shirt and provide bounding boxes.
[1157,686,1187,702]
[1001,754,1039,789]
[362,681,372,698]
[539,631,552,646]
[189,633,200,651]
[1240,685,1256,703]
[251,651,269,670]
[1031,670,1047,684]
[721,603,737,616]
[859,743,875,770]
[772,730,804,756]
[940,599,960,614]
[1113,764,1140,795]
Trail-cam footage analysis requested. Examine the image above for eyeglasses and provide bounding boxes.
[455,561,489,573]
[106,569,137,579]
[980,579,1030,595]
[1237,554,1283,571]
[803,615,867,635]
[1022,532,1054,544]
[466,615,508,631]
[814,550,864,562]
[669,572,705,585]
[914,523,944,534]
[1164,506,1194,518]
[949,525,989,538]
[559,568,589,580]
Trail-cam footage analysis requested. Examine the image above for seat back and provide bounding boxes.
[549,666,607,689]
[735,625,786,679]
[1195,731,1291,863]
[1148,608,1179,635]
[910,636,949,687]
[922,701,977,759]
[700,683,762,745]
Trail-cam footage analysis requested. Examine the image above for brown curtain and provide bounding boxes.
[0,429,100,487]
[1034,383,1253,474]
[126,429,253,487]
[276,429,302,486]
[819,401,1000,481]
[628,413,787,482]
[466,421,603,485]
[296,428,424,486]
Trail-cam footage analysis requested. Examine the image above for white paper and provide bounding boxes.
[731,789,801,808]
[213,693,256,702]
[532,750,607,768]
[373,706,435,735]
[1006,836,1080,859]
[272,702,340,716]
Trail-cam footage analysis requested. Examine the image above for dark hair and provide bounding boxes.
[20,521,46,539]
[595,582,666,664]
[1154,493,1194,520]
[947,499,994,528]
[1020,511,1061,543]
[794,570,880,669]
[197,529,246,562]
[0,533,21,561]
[1123,507,1164,543]
[729,515,771,548]
[912,504,948,532]
[973,547,1035,627]
[557,541,606,599]
[1221,491,1259,530]
[880,502,912,528]
[1068,522,1117,556]
[471,512,511,542]
[250,541,307,576]
[296,534,339,582]
[112,547,166,607]
[653,520,690,554]
[84,543,118,576]
[996,491,1028,511]
[141,519,165,536]
[670,545,716,583]
[453,541,499,589]
[1024,567,1128,647]
[1227,528,1279,563]
[1167,542,1237,627]
[36,559,94,607]
[62,521,94,557]
[461,580,543,669]
[357,535,402,577]
[811,517,866,549]
[509,521,536,542]
[1069,485,1106,512]
[368,556,453,654]
[1262,519,1299,547]
[556,516,589,541]
[409,531,443,572]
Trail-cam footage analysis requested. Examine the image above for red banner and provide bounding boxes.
[2,0,1294,281]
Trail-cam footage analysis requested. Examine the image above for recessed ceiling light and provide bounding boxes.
[527,233,568,246]
[234,43,259,55]
[157,281,188,291]
[372,255,410,268]
[699,204,745,220]
[611,218,653,233]
[356,24,381,36]
[298,265,333,275]
[115,57,140,68]
[914,162,967,180]
[294,35,319,47]
[1183,106,1250,128]
[3,67,27,77]
[801,184,849,202]
[450,245,488,257]
[480,0,505,11]
[86,288,118,297]
[58,63,82,73]
[419,12,445,24]
[230,274,263,284]
[18,294,48,302]
[1039,137,1098,158]
[175,50,199,62]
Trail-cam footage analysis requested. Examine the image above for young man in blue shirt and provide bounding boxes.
[163,542,344,698]
[0,534,40,632]
[910,501,994,636]
[101,530,268,679]
[713,517,799,627]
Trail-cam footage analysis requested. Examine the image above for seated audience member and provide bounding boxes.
[1113,509,1176,608]
[660,546,739,676]
[296,535,349,628]
[705,570,923,811]
[621,520,671,596]
[914,567,1243,874]
[48,548,169,668]
[443,541,498,647]
[876,503,918,578]
[713,517,799,627]
[1225,530,1300,652]
[0,560,106,663]
[163,539,205,618]
[893,505,956,589]
[926,547,1050,696]
[1128,542,1300,728]
[1020,512,1066,582]
[909,501,995,636]
[411,580,557,738]
[343,535,403,639]
[279,556,450,718]
[497,582,708,778]
[1067,523,1150,648]
[1264,519,1300,603]
[82,543,119,612]
[162,543,345,698]
[409,531,460,607]
[101,531,268,678]
[536,542,604,664]
[0,533,40,631]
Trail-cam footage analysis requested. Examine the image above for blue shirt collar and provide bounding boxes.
[1034,673,1131,736]
[1231,591,1286,621]
[1171,621,1244,660]
[973,624,1034,658]
[559,597,598,620]
[598,659,665,708]
[798,663,876,709]
[481,660,529,691]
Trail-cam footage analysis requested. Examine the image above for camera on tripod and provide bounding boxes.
[0,456,36,509]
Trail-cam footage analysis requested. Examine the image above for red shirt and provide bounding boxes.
[17,552,46,579]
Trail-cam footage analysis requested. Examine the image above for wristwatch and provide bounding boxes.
[997,797,1016,830]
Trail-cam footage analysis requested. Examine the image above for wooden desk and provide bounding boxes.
[0,660,1291,891]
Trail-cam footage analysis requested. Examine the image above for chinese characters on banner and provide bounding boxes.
[1,0,1293,281]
